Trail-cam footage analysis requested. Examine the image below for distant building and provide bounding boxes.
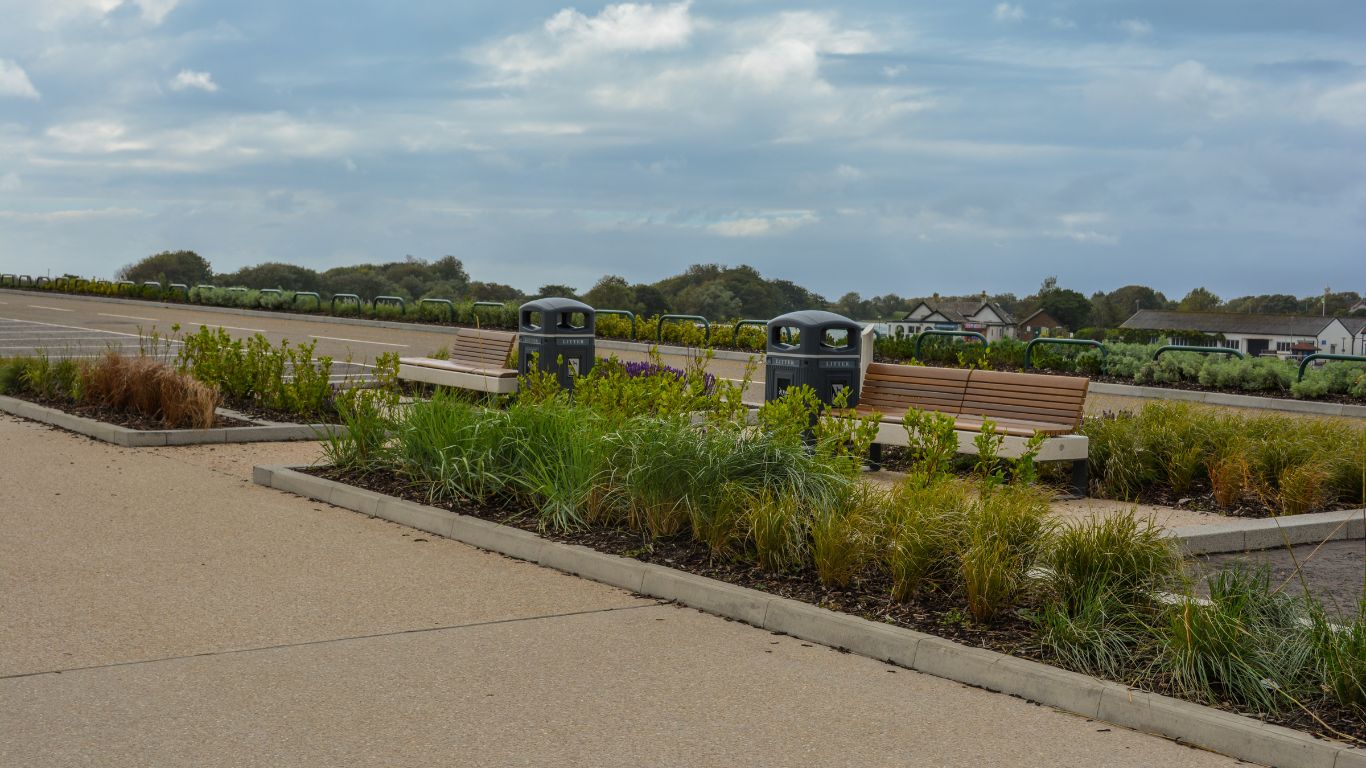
[887,296,1017,342]
[1119,310,1364,357]
[1016,309,1066,340]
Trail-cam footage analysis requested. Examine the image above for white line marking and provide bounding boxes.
[308,334,409,348]
[98,312,160,322]
[187,322,268,334]
[28,305,73,312]
[0,315,180,341]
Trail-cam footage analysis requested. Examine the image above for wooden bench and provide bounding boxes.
[856,361,1091,495]
[398,328,520,394]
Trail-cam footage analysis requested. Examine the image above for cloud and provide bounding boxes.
[1156,60,1243,117]
[1117,19,1153,36]
[21,0,179,27]
[0,172,20,191]
[169,69,218,92]
[707,211,817,237]
[472,1,694,83]
[0,206,144,223]
[1049,17,1076,30]
[0,60,40,99]
[46,120,148,153]
[1313,81,1366,128]
[992,4,1026,23]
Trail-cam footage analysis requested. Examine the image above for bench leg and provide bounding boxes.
[868,443,883,472]
[1070,460,1089,498]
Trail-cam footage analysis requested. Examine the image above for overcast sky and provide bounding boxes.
[1,1,1363,299]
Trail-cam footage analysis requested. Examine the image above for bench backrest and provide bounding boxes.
[449,328,518,369]
[860,362,971,414]
[960,369,1089,429]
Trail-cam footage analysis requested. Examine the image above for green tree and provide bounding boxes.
[679,282,742,320]
[1039,288,1092,331]
[584,275,637,310]
[117,250,212,285]
[467,281,524,302]
[1177,287,1222,312]
[219,262,321,292]
[536,284,579,299]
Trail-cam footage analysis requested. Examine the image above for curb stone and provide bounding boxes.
[1167,509,1366,555]
[1088,381,1366,419]
[255,465,1362,768]
[0,395,341,446]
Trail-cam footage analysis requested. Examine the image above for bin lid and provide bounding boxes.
[767,310,860,329]
[520,297,594,313]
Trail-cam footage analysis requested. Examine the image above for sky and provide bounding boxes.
[0,0,1363,301]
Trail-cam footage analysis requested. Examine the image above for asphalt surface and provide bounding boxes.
[0,414,1244,767]
[1194,539,1366,619]
[0,289,751,393]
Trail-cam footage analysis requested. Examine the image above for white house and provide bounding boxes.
[886,297,1017,342]
[1120,310,1366,358]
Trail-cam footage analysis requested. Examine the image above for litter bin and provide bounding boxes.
[518,298,596,389]
[764,310,864,406]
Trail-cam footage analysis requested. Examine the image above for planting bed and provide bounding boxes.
[5,391,253,430]
[310,463,1365,745]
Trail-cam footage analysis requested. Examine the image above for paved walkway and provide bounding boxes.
[0,415,1243,767]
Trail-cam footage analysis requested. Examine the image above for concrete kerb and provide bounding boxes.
[1167,508,1366,555]
[1089,381,1366,419]
[0,395,341,446]
[255,464,1364,768]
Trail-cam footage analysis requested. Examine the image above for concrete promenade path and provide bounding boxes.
[0,414,1244,767]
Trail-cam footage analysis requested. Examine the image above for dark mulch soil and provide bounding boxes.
[310,465,1366,745]
[8,392,253,430]
[219,397,334,425]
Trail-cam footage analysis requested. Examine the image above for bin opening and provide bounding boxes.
[770,325,800,351]
[522,310,543,331]
[821,328,852,351]
[558,311,589,330]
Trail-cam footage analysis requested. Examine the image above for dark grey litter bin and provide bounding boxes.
[518,298,596,389]
[764,310,864,406]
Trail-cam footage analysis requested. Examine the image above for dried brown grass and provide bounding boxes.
[79,352,218,429]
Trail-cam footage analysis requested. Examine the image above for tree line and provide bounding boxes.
[117,250,1365,330]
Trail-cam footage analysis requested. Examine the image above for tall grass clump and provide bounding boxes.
[1082,401,1366,514]
[1158,567,1314,714]
[1033,513,1178,678]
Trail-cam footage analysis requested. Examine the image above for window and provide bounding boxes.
[1219,339,1240,350]
[1167,338,1190,347]
[1276,341,1292,352]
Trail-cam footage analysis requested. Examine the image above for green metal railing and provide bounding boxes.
[596,309,637,340]
[54,277,70,290]
[294,291,322,311]
[1152,345,1244,361]
[1023,337,1105,370]
[142,281,162,292]
[116,280,135,293]
[373,295,406,312]
[258,288,284,306]
[18,275,32,287]
[472,301,505,312]
[168,283,189,299]
[35,276,50,287]
[418,297,454,322]
[0,274,13,286]
[913,330,987,359]
[1298,353,1366,382]
[732,318,768,341]
[331,293,362,312]
[658,314,710,344]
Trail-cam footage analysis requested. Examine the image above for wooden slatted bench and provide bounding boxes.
[398,328,520,394]
[855,362,1091,495]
